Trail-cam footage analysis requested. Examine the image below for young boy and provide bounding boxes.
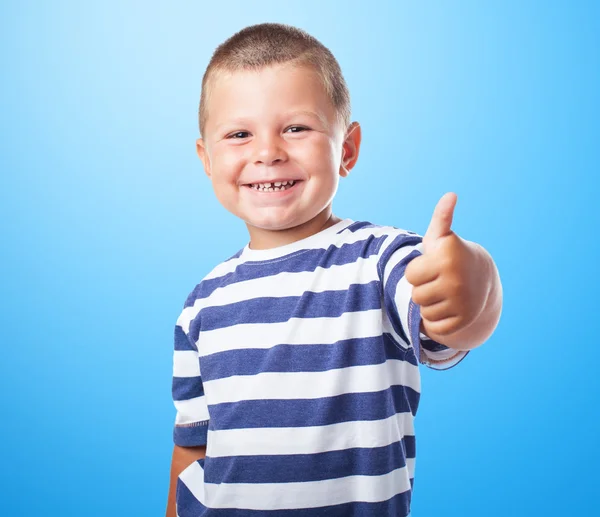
[166,23,502,517]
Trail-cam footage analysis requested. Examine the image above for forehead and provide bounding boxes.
[205,64,337,131]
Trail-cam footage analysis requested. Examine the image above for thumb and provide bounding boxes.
[423,192,457,251]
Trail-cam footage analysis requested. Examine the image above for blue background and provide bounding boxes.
[1,1,598,515]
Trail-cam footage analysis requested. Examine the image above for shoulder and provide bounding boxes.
[174,247,245,342]
[335,221,423,282]
[337,220,421,253]
[176,247,245,322]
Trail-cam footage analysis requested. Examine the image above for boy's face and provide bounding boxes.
[196,63,360,247]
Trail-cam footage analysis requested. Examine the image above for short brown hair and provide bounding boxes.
[198,23,351,136]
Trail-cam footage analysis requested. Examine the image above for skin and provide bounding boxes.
[166,62,503,516]
[195,63,361,250]
[406,192,503,350]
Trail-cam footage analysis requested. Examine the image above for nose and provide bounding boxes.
[252,133,288,166]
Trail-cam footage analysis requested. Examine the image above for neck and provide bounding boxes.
[246,210,341,250]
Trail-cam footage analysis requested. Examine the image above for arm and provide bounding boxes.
[168,307,210,516]
[166,445,206,517]
[419,242,502,350]
[406,193,503,351]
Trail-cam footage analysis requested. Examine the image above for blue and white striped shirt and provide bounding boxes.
[172,219,468,516]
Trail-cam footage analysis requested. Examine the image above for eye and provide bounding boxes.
[227,131,250,139]
[285,126,309,133]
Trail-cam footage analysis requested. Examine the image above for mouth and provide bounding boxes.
[244,180,301,192]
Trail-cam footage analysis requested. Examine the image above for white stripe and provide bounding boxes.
[203,255,380,309]
[204,360,420,404]
[206,412,415,457]
[382,306,410,349]
[204,254,246,280]
[176,254,381,335]
[377,231,422,272]
[381,241,422,286]
[421,346,468,369]
[382,237,422,348]
[198,309,382,356]
[407,457,416,478]
[394,276,414,345]
[203,224,400,282]
[178,459,206,505]
[179,456,415,510]
[177,305,198,335]
[173,350,200,377]
[333,224,412,251]
[178,226,415,335]
[178,447,415,510]
[174,396,210,425]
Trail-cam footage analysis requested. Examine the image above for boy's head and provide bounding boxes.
[196,23,361,248]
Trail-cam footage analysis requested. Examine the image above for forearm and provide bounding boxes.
[166,445,207,517]
[424,243,502,351]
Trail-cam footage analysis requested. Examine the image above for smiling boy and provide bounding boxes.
[167,23,502,517]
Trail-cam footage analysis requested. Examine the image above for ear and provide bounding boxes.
[339,122,362,178]
[196,138,212,178]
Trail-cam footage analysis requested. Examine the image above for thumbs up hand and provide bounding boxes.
[405,193,492,344]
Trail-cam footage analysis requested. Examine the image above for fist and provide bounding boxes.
[405,193,488,338]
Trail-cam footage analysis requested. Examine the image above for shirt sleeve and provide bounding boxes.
[378,231,469,370]
[172,304,210,446]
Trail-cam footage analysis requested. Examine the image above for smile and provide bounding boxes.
[246,180,298,192]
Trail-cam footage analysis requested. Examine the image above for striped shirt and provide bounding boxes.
[172,219,468,516]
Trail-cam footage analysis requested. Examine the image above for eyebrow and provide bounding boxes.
[215,110,330,134]
[287,110,329,128]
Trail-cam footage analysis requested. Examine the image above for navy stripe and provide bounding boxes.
[204,440,415,484]
[409,299,422,363]
[172,376,204,401]
[421,338,450,352]
[184,284,204,309]
[208,386,420,430]
[382,249,421,346]
[173,423,208,447]
[404,346,419,368]
[200,334,409,381]
[227,248,244,261]
[182,250,244,309]
[390,333,418,366]
[403,434,416,458]
[377,233,422,281]
[176,474,207,515]
[174,325,196,351]
[193,235,388,302]
[199,281,381,331]
[176,479,411,517]
[342,221,377,233]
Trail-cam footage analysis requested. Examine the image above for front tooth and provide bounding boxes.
[274,181,282,187]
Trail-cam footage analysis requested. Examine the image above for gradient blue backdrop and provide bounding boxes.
[1,1,598,515]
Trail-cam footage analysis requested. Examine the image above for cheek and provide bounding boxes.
[212,150,245,182]
[298,137,340,170]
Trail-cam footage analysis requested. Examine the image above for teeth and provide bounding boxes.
[249,180,296,191]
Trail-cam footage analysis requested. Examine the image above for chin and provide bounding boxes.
[246,217,299,232]
[243,210,312,232]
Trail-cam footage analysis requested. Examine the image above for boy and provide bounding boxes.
[167,23,502,517]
